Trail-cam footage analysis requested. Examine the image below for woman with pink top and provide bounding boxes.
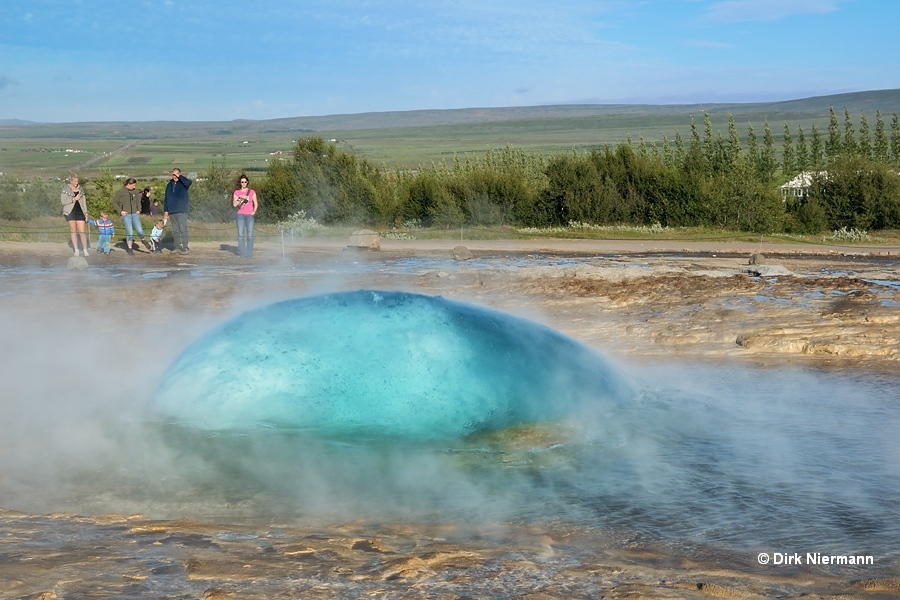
[232,174,258,258]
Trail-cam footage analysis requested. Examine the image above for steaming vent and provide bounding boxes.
[152,290,632,439]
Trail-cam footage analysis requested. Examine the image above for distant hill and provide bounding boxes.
[3,89,899,177]
[1,89,898,140]
[254,88,900,131]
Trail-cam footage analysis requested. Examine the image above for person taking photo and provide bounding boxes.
[163,168,192,254]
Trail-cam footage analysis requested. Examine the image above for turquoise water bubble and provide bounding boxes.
[152,290,632,439]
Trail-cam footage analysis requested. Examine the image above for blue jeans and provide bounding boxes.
[236,213,255,257]
[121,213,146,242]
[97,234,111,253]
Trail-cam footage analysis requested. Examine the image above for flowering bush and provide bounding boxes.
[829,227,870,242]
[277,210,325,237]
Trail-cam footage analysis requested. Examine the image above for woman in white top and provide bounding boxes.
[61,173,90,256]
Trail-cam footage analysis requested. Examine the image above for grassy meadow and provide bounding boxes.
[0,134,297,180]
[2,89,900,244]
[2,89,899,180]
[6,214,898,249]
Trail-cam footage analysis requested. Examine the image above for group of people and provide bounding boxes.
[63,167,260,257]
[139,186,161,216]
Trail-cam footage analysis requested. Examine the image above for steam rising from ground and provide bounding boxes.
[1,294,899,564]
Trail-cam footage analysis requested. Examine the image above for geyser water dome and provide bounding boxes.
[153,290,632,439]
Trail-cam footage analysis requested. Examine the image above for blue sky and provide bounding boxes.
[1,0,897,122]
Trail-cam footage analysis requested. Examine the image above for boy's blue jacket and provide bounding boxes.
[87,218,115,236]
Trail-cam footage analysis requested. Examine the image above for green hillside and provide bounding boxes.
[1,89,898,178]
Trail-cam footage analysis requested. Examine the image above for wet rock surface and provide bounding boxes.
[15,242,899,365]
[1,239,899,598]
[348,229,381,250]
[3,510,899,600]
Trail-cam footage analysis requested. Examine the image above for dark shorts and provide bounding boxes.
[66,203,86,222]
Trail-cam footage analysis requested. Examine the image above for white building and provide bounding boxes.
[780,171,827,199]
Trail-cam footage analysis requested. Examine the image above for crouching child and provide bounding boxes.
[149,218,167,253]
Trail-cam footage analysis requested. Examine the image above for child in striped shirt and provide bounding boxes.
[87,211,115,255]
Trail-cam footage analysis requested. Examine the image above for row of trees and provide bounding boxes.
[249,107,900,233]
[3,108,900,233]
[641,107,900,182]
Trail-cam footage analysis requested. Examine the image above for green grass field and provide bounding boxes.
[1,89,898,179]
[0,134,299,180]
[4,215,898,249]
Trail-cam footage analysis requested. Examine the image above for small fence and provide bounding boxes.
[0,220,508,246]
[0,221,354,245]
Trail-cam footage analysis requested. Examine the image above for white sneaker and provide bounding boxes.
[73,249,80,256]
[82,248,89,257]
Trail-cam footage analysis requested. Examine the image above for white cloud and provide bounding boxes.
[702,0,843,22]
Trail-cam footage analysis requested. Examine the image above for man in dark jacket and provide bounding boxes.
[114,178,152,255]
[164,168,192,253]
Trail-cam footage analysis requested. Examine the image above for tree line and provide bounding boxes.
[3,107,900,233]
